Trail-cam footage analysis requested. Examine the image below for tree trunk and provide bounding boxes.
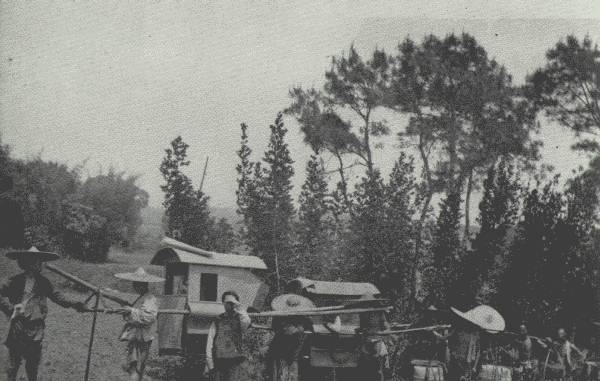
[410,132,434,308]
[363,110,374,178]
[334,151,352,213]
[463,170,474,248]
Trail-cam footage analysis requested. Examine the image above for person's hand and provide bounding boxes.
[234,303,245,313]
[114,306,132,315]
[73,302,87,313]
[12,303,25,318]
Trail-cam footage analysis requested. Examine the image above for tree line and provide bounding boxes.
[0,145,149,262]
[225,33,600,339]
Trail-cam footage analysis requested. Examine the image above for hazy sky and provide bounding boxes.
[1,1,600,209]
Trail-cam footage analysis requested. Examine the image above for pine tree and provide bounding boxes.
[296,154,332,277]
[160,136,215,248]
[382,153,418,308]
[262,113,295,286]
[236,113,296,289]
[497,181,564,329]
[427,191,463,307]
[349,170,387,285]
[457,161,520,304]
[236,123,254,223]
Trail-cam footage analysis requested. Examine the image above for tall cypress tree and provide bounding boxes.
[382,153,418,307]
[296,154,332,277]
[260,112,295,288]
[349,170,387,285]
[498,181,564,330]
[428,191,463,307]
[160,136,215,248]
[457,161,521,304]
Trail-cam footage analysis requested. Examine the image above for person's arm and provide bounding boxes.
[205,321,217,371]
[45,277,85,311]
[238,306,251,332]
[0,277,15,318]
[124,296,158,327]
[570,342,586,358]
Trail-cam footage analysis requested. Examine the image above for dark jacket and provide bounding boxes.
[0,272,80,320]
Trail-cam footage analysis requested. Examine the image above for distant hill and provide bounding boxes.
[211,206,241,225]
[137,205,239,234]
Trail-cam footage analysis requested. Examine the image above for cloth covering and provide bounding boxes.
[126,340,152,376]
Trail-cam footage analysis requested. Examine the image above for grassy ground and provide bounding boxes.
[0,247,165,381]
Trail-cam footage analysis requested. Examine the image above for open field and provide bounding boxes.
[0,247,271,381]
[0,247,166,381]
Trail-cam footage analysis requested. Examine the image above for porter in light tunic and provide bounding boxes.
[114,267,164,381]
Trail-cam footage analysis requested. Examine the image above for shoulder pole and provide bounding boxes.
[84,290,101,381]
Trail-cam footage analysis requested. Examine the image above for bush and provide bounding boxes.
[63,202,111,262]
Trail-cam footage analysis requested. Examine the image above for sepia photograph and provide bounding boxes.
[1,1,600,380]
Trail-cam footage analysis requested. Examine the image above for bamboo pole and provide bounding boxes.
[84,291,101,381]
[45,264,132,306]
[82,305,390,317]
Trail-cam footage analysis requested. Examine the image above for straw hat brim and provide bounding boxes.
[271,294,316,311]
[451,306,505,333]
[114,272,164,283]
[6,249,59,262]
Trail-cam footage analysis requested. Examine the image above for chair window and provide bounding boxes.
[165,263,188,295]
[199,273,218,301]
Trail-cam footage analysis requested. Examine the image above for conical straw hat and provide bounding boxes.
[6,246,60,262]
[271,294,316,311]
[114,267,164,283]
[451,305,505,333]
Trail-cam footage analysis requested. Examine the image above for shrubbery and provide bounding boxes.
[0,143,148,262]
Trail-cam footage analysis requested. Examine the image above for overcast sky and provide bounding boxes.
[1,1,600,209]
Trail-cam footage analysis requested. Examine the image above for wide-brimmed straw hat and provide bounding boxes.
[6,246,60,262]
[450,305,505,333]
[271,294,316,311]
[114,267,164,283]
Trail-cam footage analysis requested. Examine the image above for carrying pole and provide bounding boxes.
[84,291,101,381]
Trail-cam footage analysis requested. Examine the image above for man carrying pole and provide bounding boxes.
[113,267,164,381]
[0,247,86,381]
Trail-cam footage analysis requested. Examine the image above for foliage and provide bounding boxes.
[348,170,388,284]
[0,152,118,261]
[426,191,463,308]
[295,154,334,278]
[160,136,236,252]
[526,35,600,152]
[63,202,111,262]
[494,174,599,334]
[77,169,148,248]
[209,218,237,253]
[455,161,521,306]
[287,47,390,210]
[11,158,81,251]
[260,113,296,285]
[380,153,419,310]
[236,113,296,289]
